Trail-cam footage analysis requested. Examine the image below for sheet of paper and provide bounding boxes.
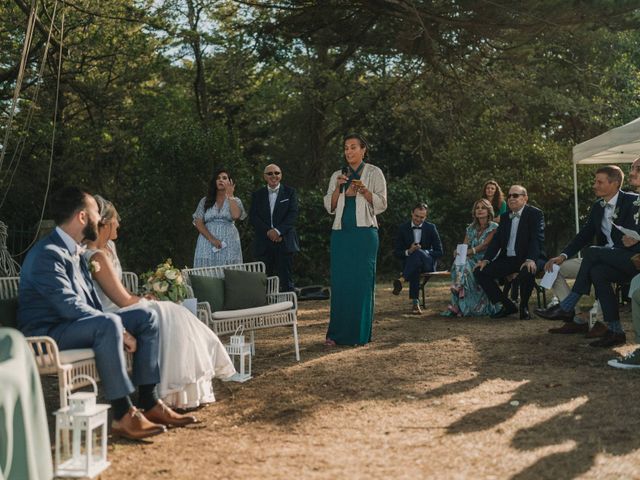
[539,263,560,290]
[454,244,468,266]
[212,241,228,253]
[613,224,640,241]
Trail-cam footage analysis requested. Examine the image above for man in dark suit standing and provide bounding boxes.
[249,164,300,292]
[392,203,443,314]
[536,163,640,347]
[536,165,638,337]
[474,185,545,320]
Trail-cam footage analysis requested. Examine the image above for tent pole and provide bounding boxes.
[573,156,580,236]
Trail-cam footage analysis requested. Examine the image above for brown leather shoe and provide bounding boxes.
[548,322,588,334]
[585,321,608,338]
[589,331,626,348]
[111,407,166,440]
[144,400,198,427]
[411,304,423,315]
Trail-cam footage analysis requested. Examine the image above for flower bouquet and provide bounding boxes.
[141,259,188,302]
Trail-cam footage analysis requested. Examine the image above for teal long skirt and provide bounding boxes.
[327,197,379,345]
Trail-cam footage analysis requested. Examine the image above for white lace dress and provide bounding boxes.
[84,242,236,409]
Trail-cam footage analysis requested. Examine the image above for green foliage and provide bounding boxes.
[2,0,640,285]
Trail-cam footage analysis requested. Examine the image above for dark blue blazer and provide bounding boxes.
[393,221,443,266]
[484,204,545,264]
[249,184,300,255]
[18,230,103,337]
[562,190,640,258]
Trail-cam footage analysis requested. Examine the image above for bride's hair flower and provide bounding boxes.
[141,258,187,302]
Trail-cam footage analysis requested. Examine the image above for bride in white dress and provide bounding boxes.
[83,196,235,409]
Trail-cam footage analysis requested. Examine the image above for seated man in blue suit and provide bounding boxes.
[392,203,443,314]
[18,186,194,440]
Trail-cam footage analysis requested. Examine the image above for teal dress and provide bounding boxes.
[327,197,379,345]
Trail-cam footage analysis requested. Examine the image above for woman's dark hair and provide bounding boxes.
[481,180,504,215]
[343,133,370,161]
[50,186,91,225]
[204,168,231,210]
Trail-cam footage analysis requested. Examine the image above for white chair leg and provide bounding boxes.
[292,322,300,362]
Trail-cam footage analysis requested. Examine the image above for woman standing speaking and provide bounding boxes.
[323,134,387,346]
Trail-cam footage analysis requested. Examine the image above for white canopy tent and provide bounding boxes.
[572,116,640,233]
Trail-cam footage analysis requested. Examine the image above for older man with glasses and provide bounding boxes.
[474,185,546,320]
[249,164,300,291]
[537,162,640,347]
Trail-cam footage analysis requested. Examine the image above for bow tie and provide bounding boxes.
[599,199,614,208]
[268,187,279,194]
[412,225,422,230]
[509,212,521,220]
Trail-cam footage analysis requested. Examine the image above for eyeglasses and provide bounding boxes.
[507,193,525,198]
[265,172,281,176]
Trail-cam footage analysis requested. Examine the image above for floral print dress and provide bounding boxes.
[192,196,246,267]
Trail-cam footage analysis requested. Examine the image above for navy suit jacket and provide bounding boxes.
[17,230,103,337]
[393,221,443,268]
[484,204,545,264]
[249,184,300,255]
[562,190,640,258]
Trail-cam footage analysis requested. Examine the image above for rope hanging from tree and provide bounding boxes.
[0,221,20,276]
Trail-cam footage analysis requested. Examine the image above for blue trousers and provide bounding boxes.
[402,250,435,300]
[572,246,637,325]
[48,307,160,401]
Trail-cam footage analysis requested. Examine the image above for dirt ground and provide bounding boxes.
[44,280,640,479]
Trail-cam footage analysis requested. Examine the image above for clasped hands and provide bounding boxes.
[267,228,282,243]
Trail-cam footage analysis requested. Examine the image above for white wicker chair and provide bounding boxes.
[181,262,300,361]
[1,276,134,408]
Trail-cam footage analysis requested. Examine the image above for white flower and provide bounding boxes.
[89,260,101,273]
[152,281,169,293]
[165,269,178,280]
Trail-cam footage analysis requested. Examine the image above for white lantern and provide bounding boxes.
[54,376,110,478]
[224,328,252,382]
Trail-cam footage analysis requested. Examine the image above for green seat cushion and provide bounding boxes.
[189,275,225,313]
[0,297,19,329]
[223,269,267,310]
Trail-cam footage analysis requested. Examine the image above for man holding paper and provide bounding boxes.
[392,203,443,314]
[536,164,640,347]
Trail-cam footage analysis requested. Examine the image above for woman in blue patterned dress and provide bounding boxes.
[444,199,499,317]
[193,168,247,267]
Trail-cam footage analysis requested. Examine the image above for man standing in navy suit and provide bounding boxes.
[18,186,194,440]
[474,184,545,320]
[392,203,443,314]
[249,164,300,292]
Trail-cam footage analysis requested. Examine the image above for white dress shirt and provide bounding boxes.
[506,207,525,257]
[268,184,280,229]
[601,192,618,247]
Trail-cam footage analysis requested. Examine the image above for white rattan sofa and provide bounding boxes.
[181,262,300,361]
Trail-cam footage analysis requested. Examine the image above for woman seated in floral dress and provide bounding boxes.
[444,199,499,317]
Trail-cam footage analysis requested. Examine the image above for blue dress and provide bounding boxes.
[447,222,499,316]
[192,197,247,267]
